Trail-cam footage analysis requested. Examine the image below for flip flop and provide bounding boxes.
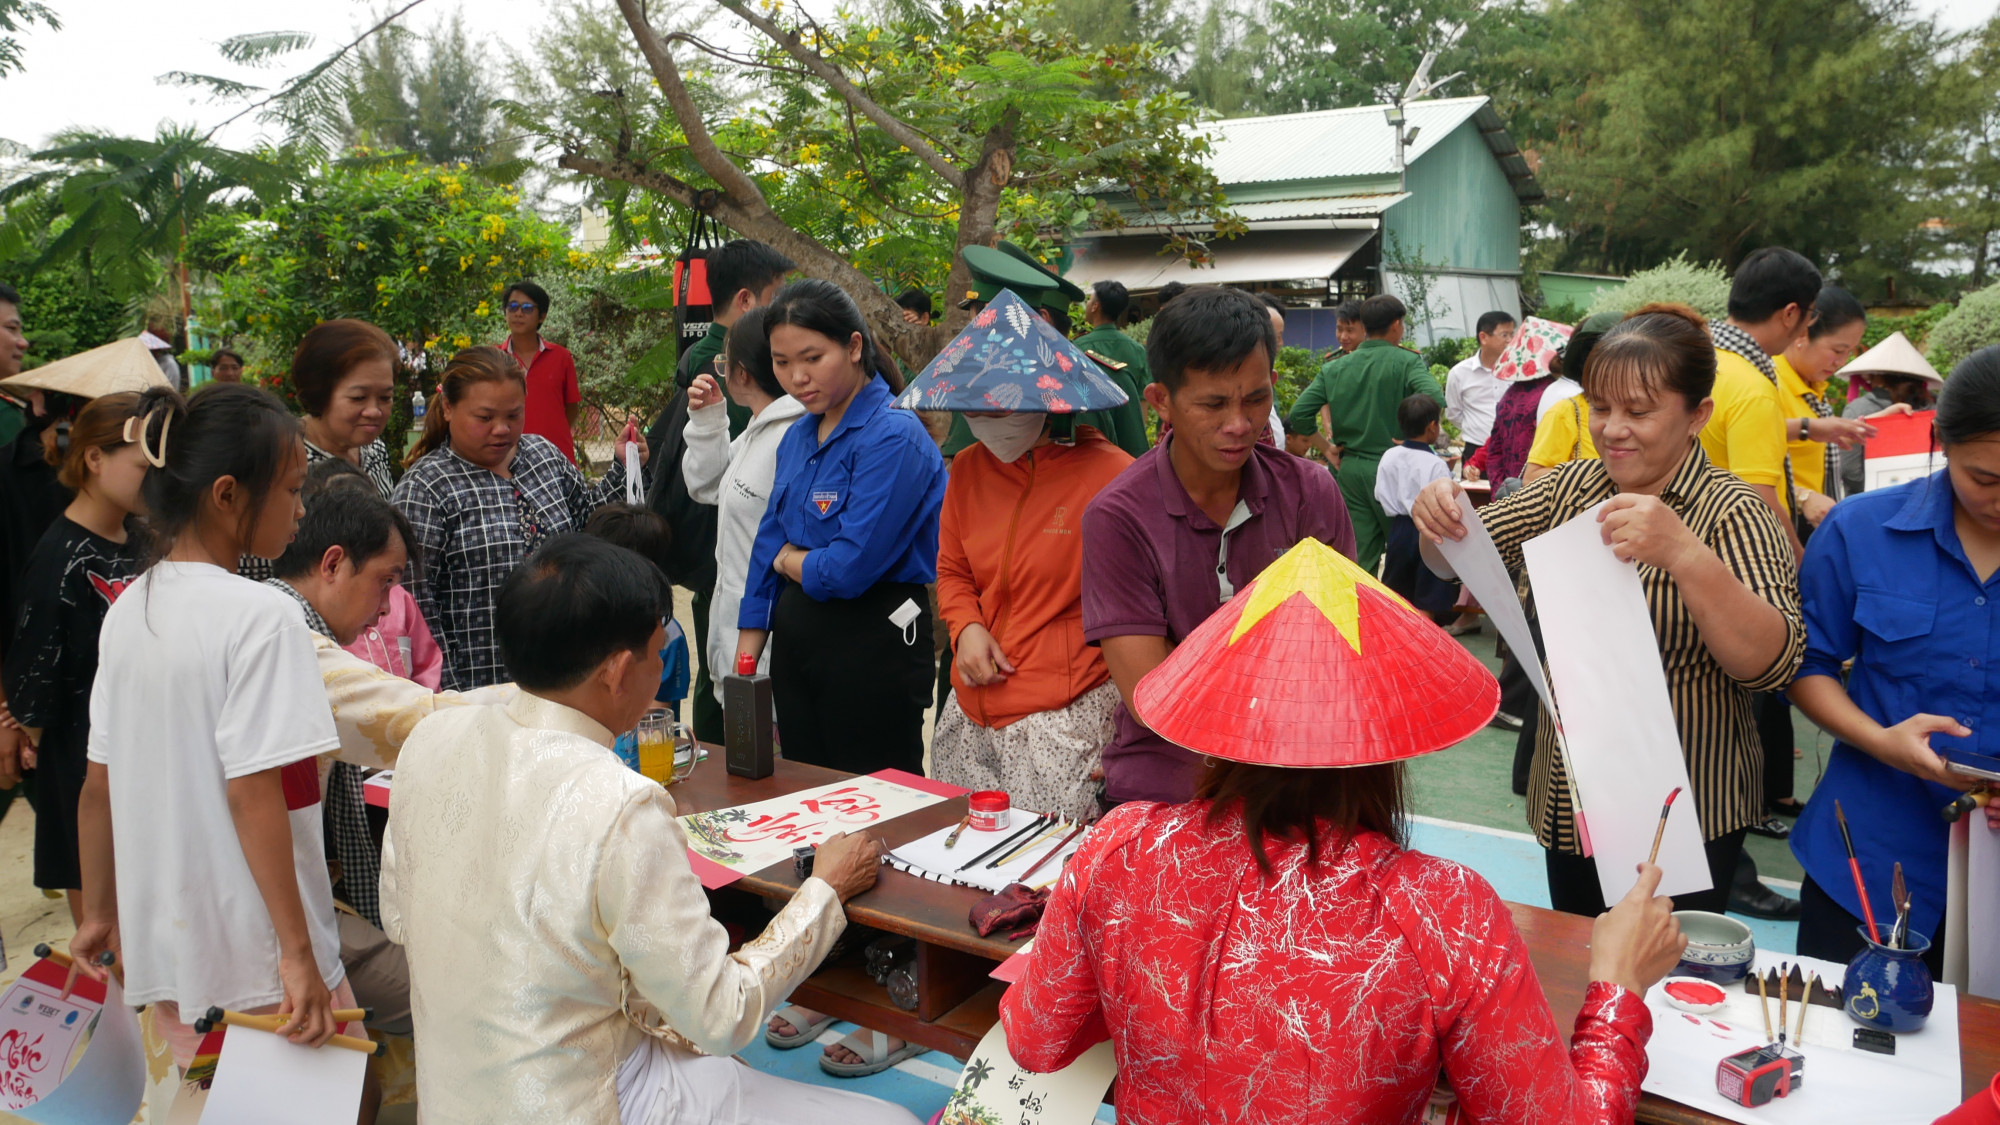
[764,1005,834,1050]
[819,1029,924,1078]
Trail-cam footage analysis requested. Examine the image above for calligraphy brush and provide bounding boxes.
[1757,968,1774,1043]
[1891,862,1911,950]
[1794,972,1815,1048]
[1019,820,1089,883]
[989,818,1070,870]
[1833,800,1883,944]
[957,814,1048,873]
[1777,962,1789,1048]
[942,813,974,849]
[1647,785,1683,867]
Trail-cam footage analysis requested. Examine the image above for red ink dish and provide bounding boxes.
[1662,976,1730,1014]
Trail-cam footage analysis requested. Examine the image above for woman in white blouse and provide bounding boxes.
[681,307,807,702]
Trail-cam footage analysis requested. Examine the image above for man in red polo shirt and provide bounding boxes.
[501,279,583,462]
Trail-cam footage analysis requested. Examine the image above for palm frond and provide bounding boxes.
[156,71,267,100]
[217,30,318,67]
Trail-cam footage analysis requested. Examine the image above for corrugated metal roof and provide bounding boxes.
[1229,193,1410,222]
[1066,228,1376,290]
[1206,97,1544,204]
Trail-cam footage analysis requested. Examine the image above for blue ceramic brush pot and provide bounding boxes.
[1844,927,1934,1033]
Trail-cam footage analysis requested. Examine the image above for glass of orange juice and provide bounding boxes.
[636,711,674,784]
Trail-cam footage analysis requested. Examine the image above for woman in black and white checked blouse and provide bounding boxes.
[393,346,648,691]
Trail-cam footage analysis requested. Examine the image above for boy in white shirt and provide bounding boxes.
[1375,393,1458,617]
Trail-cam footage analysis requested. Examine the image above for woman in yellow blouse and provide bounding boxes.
[1773,287,1876,526]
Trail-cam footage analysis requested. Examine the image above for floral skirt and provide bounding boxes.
[931,682,1119,822]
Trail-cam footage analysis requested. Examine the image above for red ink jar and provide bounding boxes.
[969,791,1011,832]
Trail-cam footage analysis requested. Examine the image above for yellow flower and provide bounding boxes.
[459,255,473,271]
[237,254,250,266]
[475,301,490,317]
[452,334,471,348]
[355,242,367,250]
[487,255,502,267]
[419,265,429,274]
[376,281,388,292]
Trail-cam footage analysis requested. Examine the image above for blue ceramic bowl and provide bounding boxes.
[1844,927,1934,1033]
[1671,910,1756,983]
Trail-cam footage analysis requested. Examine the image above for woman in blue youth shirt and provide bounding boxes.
[1790,346,2000,974]
[736,280,946,776]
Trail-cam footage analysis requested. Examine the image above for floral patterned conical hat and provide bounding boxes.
[1492,316,1574,382]
[894,288,1129,414]
[1134,538,1498,767]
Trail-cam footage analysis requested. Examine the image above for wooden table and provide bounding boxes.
[677,755,2000,1118]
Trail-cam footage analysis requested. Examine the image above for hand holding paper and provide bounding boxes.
[1430,488,1555,720]
[1597,494,1702,571]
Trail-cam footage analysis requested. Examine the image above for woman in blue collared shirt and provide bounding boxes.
[1791,346,2000,974]
[737,280,946,775]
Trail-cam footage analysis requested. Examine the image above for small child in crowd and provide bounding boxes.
[1375,393,1459,617]
[72,383,379,1122]
[583,505,691,759]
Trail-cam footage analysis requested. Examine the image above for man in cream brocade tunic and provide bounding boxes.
[379,692,912,1124]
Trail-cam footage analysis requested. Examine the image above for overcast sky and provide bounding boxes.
[3,0,1995,152]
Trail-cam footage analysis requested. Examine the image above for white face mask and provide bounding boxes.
[965,413,1047,463]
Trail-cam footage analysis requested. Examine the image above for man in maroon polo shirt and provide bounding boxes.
[1082,286,1356,806]
[500,279,583,462]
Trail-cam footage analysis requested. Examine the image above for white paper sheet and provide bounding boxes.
[624,443,644,505]
[678,774,948,874]
[1945,817,1971,992]
[1523,501,1709,902]
[1641,951,1962,1125]
[5,974,144,1125]
[1965,814,2000,1000]
[889,817,1089,895]
[940,1019,1116,1125]
[1433,490,1555,718]
[200,1024,368,1125]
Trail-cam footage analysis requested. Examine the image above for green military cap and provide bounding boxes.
[998,241,1087,311]
[960,244,1054,308]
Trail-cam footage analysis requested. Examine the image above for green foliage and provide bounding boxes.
[346,12,516,167]
[543,0,1235,313]
[1528,0,1954,286]
[8,256,129,368]
[539,262,682,420]
[1272,344,1318,419]
[1383,231,1452,344]
[1535,299,1590,326]
[202,157,571,446]
[0,0,58,78]
[1924,282,2000,375]
[0,130,299,302]
[1586,253,1730,320]
[1862,302,1955,351]
[1424,336,1476,370]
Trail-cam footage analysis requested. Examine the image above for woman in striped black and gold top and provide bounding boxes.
[1414,304,1806,917]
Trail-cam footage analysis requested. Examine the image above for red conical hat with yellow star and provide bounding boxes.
[1133,538,1499,767]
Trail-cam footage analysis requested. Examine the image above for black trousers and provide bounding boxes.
[1545,827,1747,917]
[1757,691,1794,807]
[1798,872,1945,978]
[769,579,932,777]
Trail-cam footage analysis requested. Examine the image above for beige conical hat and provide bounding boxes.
[0,337,173,400]
[1838,331,1943,387]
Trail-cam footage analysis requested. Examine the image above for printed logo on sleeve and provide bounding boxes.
[812,490,839,514]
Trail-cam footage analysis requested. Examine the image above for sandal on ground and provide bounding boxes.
[819,1029,924,1078]
[764,1005,835,1050]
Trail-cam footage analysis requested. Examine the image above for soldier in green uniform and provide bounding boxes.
[1285,294,1442,571]
[993,243,1149,456]
[940,245,1142,457]
[1070,281,1153,457]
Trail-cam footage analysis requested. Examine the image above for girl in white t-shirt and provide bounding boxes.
[71,384,366,1097]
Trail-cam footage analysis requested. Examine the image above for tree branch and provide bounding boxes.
[610,0,767,208]
[716,0,964,187]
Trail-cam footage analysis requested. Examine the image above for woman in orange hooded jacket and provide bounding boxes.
[933,412,1133,819]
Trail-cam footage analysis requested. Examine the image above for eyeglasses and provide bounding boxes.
[504,302,539,314]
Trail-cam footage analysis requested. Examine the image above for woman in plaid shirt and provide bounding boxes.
[393,347,647,690]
